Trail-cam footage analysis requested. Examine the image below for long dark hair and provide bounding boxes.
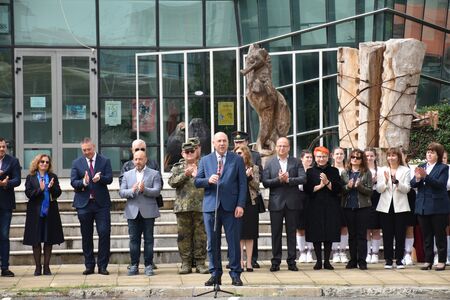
[346,149,369,174]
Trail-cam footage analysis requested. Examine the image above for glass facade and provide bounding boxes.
[0,0,447,173]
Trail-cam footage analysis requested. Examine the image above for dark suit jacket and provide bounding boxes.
[262,156,306,211]
[23,173,64,245]
[70,153,113,209]
[0,154,21,210]
[411,162,450,215]
[195,151,247,212]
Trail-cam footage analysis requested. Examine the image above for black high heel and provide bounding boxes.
[420,263,432,270]
[435,263,446,271]
[34,265,42,276]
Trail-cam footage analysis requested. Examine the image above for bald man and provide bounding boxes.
[195,132,247,286]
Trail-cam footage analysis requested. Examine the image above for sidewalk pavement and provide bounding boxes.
[1,261,449,298]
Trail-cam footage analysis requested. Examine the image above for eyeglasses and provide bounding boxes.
[134,148,146,152]
[236,152,243,155]
[39,160,50,164]
[184,149,195,154]
[351,156,362,160]
[316,155,328,159]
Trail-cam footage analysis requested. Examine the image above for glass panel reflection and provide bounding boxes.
[23,56,52,144]
[159,0,202,47]
[62,56,90,143]
[0,98,13,142]
[24,148,51,171]
[206,1,238,47]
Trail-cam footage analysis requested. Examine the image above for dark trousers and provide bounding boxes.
[380,205,408,264]
[128,212,155,267]
[203,206,242,279]
[0,209,12,270]
[269,208,298,266]
[418,214,448,264]
[344,207,370,267]
[77,201,111,270]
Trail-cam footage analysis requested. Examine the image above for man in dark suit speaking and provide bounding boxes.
[195,132,247,286]
[71,138,113,275]
[262,137,306,272]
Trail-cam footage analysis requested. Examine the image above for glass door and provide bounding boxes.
[15,49,97,177]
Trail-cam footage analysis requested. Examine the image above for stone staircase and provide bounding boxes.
[10,178,285,265]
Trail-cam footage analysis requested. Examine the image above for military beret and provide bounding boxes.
[231,131,249,142]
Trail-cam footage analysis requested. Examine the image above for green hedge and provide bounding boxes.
[409,104,450,160]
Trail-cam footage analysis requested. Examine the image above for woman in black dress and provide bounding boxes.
[234,145,260,272]
[304,146,343,270]
[23,154,64,276]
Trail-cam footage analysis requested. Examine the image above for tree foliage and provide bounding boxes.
[410,104,450,159]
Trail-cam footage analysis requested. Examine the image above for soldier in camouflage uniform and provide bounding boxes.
[168,141,208,274]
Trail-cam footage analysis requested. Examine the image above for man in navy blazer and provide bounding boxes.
[0,138,21,277]
[195,132,247,286]
[71,138,113,275]
[262,137,306,272]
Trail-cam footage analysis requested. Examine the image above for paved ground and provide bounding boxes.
[0,261,449,298]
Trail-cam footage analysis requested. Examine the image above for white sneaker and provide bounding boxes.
[339,252,349,264]
[384,264,393,269]
[366,254,372,264]
[433,254,438,266]
[306,250,314,263]
[396,263,405,269]
[370,254,379,264]
[403,253,413,266]
[299,252,307,263]
[332,252,340,263]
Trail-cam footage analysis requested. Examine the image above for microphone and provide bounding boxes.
[217,156,223,176]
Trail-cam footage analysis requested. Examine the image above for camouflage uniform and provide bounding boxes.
[169,156,208,274]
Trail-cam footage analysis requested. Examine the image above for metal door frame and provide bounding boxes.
[14,49,97,177]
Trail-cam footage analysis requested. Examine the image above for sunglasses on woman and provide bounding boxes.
[39,160,50,164]
[350,156,362,160]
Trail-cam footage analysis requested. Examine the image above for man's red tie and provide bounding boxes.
[89,159,95,199]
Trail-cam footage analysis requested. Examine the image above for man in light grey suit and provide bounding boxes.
[119,150,161,276]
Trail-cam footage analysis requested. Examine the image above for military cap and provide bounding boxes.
[187,137,200,147]
[182,142,195,151]
[231,131,249,142]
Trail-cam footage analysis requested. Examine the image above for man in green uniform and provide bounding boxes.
[169,141,208,274]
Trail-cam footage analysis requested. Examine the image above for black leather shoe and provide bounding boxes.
[98,268,109,275]
[313,261,322,270]
[205,276,221,286]
[288,264,298,271]
[231,277,243,286]
[82,268,95,275]
[1,269,14,277]
[270,264,280,272]
[34,266,42,276]
[43,266,52,275]
[345,262,357,269]
[323,261,334,270]
[251,261,260,268]
[358,264,368,270]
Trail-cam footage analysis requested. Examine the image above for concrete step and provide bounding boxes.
[10,221,274,238]
[10,232,281,251]
[9,245,283,266]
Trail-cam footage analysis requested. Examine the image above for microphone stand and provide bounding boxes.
[194,160,234,298]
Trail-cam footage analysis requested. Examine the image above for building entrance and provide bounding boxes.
[14,49,98,177]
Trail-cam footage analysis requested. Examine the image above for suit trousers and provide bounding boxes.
[77,200,111,270]
[379,205,408,265]
[0,209,12,270]
[418,214,448,264]
[269,207,298,266]
[344,207,370,267]
[203,206,242,279]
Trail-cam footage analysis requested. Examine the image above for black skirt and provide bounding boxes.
[241,197,259,240]
[368,191,381,229]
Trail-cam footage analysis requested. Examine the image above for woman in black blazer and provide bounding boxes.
[23,154,64,276]
[411,142,450,271]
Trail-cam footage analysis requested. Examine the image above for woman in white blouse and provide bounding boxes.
[376,147,411,269]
